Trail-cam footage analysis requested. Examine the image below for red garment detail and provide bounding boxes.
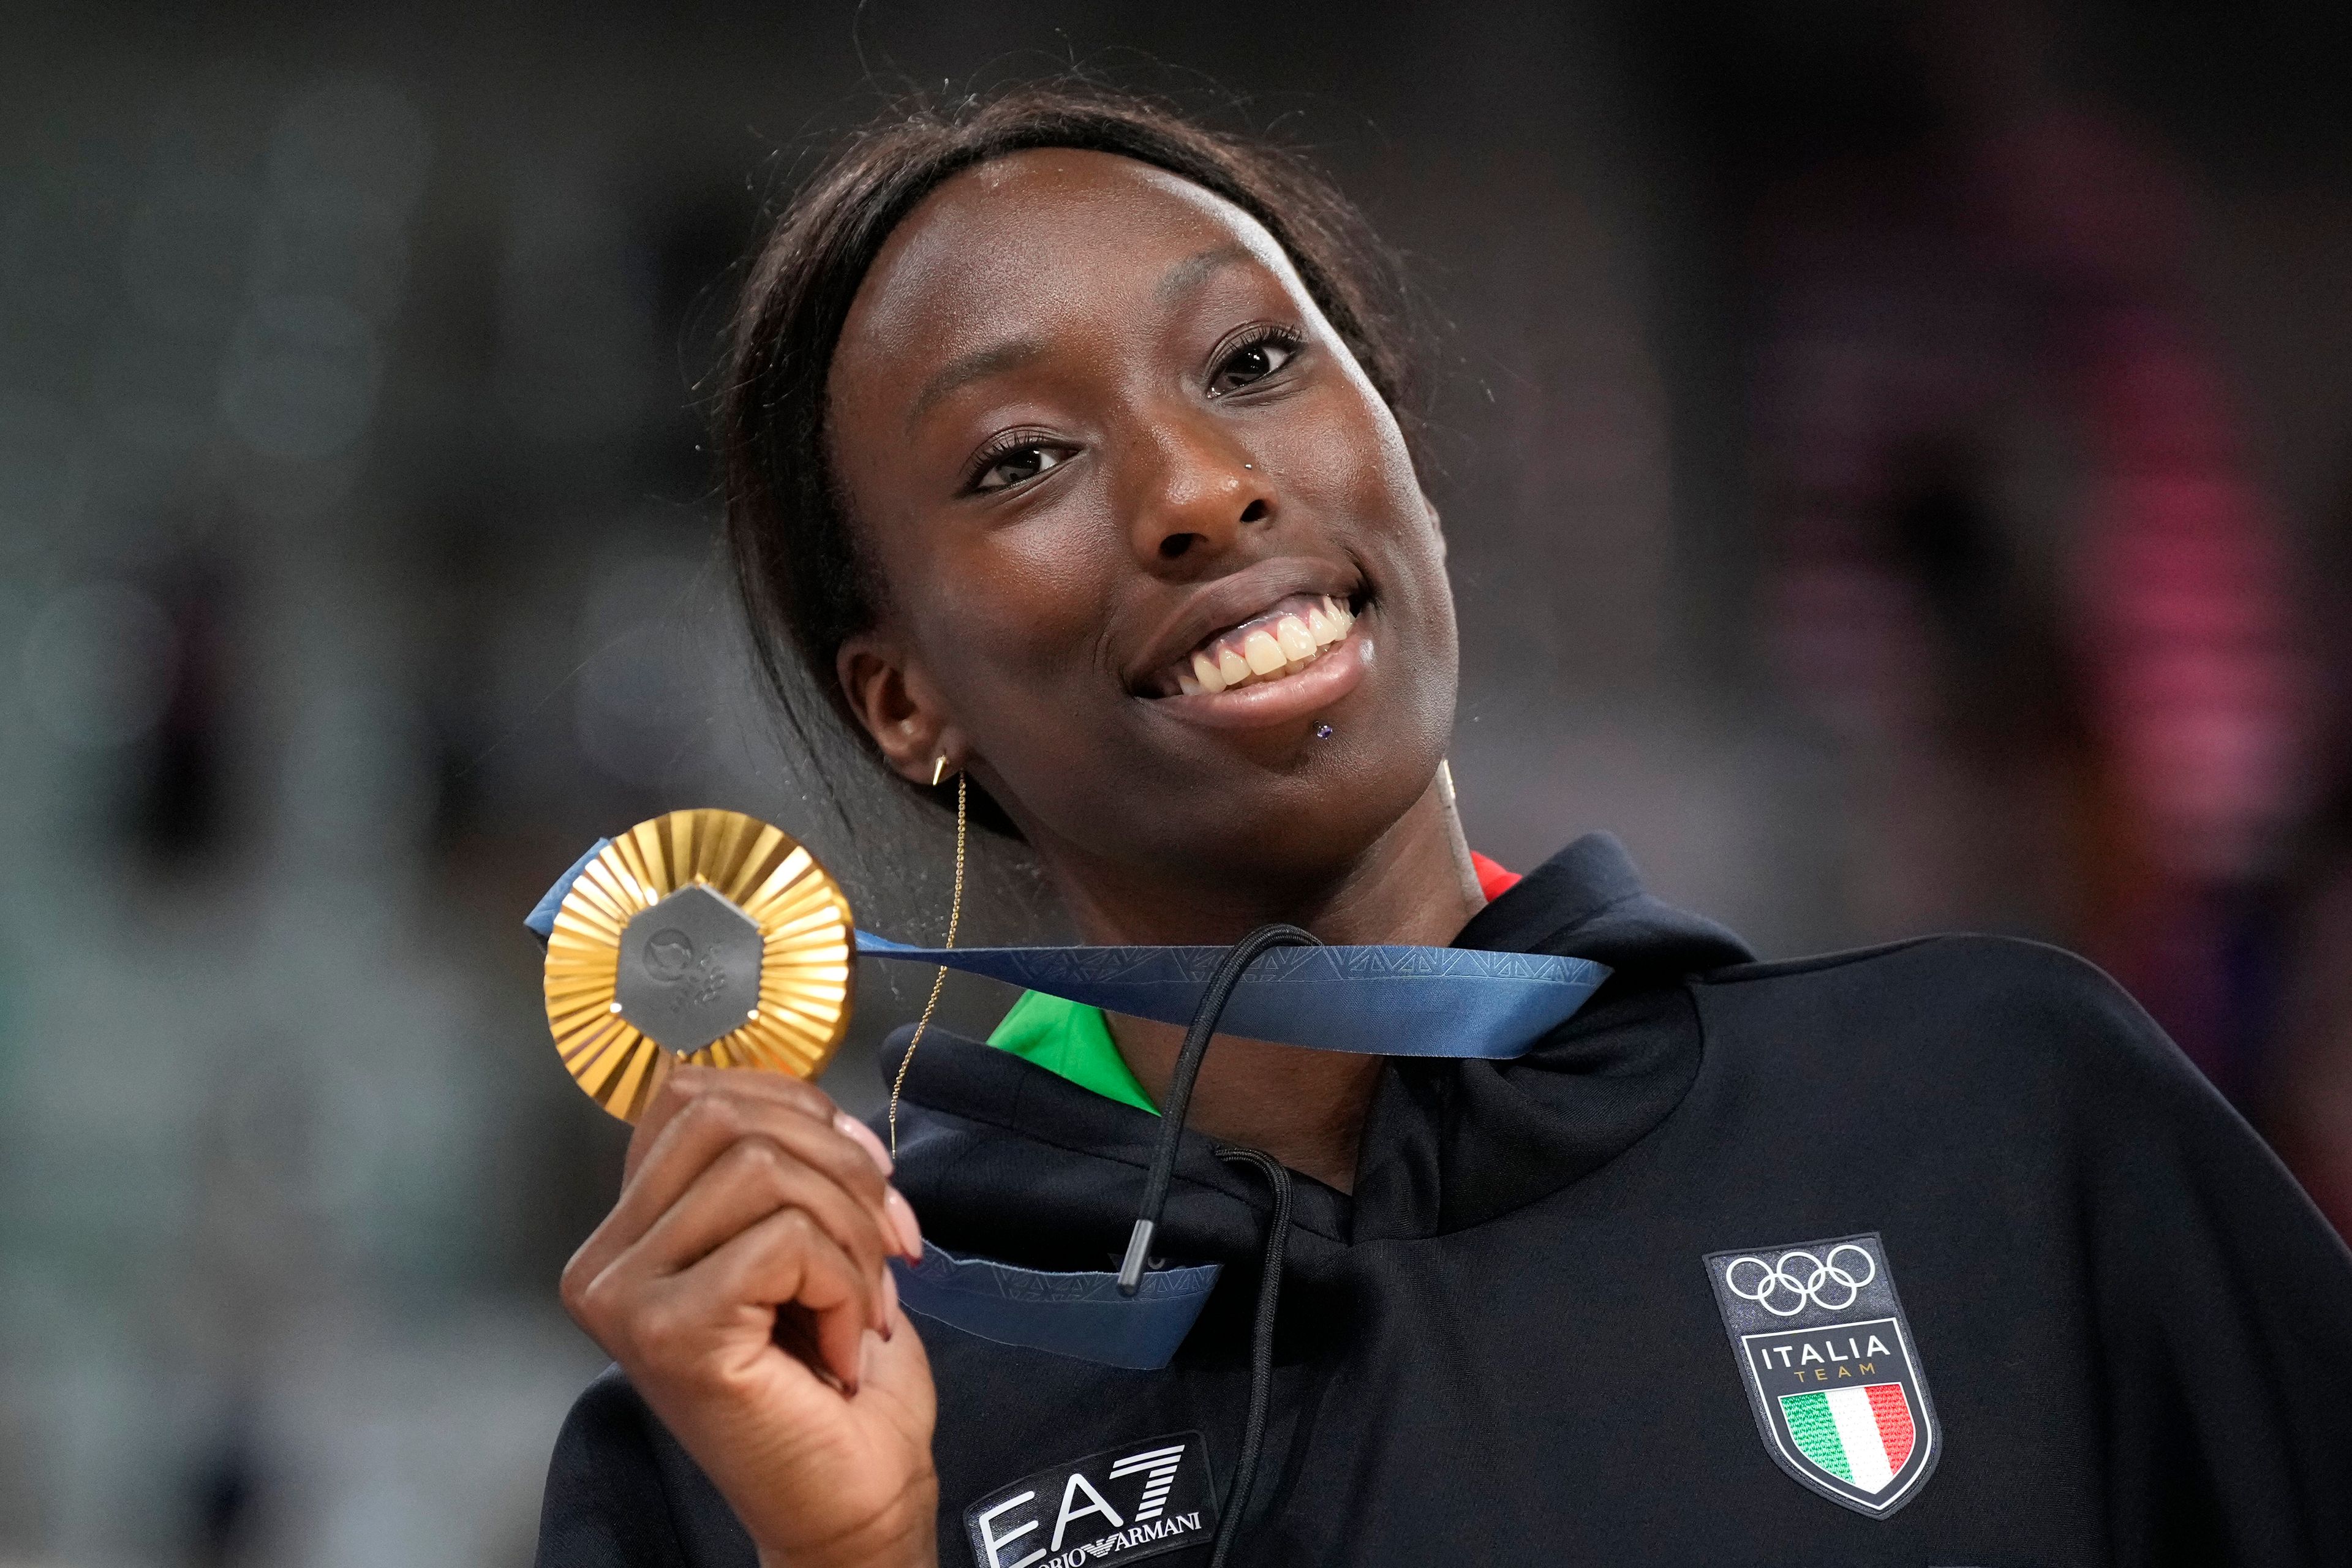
[1865,1382,1916,1471]
[1471,851,1521,902]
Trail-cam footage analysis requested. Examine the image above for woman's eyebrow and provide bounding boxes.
[1156,243,1255,302]
[904,245,1261,431]
[907,338,1045,430]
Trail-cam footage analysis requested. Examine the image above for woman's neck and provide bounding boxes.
[1041,775,1484,1192]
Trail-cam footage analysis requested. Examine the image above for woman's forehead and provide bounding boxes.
[836,148,1304,379]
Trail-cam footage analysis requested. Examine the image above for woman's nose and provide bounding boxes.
[1128,418,1273,565]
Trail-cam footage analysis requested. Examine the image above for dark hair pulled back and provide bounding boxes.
[720,82,1417,812]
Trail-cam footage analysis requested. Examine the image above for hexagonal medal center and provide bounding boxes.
[615,883,764,1052]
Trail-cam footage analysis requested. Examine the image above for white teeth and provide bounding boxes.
[1164,594,1362,695]
[1275,614,1316,663]
[1243,628,1287,676]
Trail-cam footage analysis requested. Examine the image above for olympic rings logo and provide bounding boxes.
[1722,1245,1877,1316]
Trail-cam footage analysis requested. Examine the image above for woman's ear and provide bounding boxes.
[837,635,967,784]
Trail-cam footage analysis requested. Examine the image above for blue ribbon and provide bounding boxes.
[889,1243,1218,1370]
[856,932,1603,1059]
[526,838,1608,1060]
[526,840,609,944]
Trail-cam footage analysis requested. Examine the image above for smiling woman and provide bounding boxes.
[535,84,2352,1568]
[816,143,1455,901]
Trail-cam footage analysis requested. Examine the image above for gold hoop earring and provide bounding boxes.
[889,765,966,1155]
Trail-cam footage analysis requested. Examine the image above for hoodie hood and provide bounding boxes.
[884,833,1754,1278]
[1450,831,1752,982]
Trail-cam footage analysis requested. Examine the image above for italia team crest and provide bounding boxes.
[1703,1232,1940,1517]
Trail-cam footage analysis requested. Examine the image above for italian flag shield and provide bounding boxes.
[1779,1384,1917,1494]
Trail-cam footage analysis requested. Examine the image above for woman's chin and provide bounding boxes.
[1141,627,1373,733]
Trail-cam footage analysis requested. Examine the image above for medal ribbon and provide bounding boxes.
[854,932,1605,1058]
[526,839,1608,1061]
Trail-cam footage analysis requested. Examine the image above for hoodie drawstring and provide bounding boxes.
[1111,922,1318,1565]
[1207,1145,1291,1568]
[1117,924,1319,1293]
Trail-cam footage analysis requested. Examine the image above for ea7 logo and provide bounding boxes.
[964,1431,1218,1568]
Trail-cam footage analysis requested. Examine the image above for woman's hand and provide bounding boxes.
[561,1066,938,1568]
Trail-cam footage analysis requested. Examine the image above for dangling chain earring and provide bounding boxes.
[889,761,967,1156]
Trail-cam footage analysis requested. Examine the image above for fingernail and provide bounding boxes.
[884,1187,923,1259]
[881,1266,899,1339]
[834,1111,892,1177]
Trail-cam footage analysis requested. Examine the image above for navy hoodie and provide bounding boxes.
[535,835,2352,1567]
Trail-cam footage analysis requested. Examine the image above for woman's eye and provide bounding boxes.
[1207,336,1298,398]
[973,443,1069,492]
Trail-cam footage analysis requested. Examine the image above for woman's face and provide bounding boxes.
[827,148,1457,900]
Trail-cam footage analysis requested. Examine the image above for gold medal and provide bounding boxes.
[541,809,854,1121]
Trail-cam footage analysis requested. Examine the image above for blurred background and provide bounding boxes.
[4,0,2351,1561]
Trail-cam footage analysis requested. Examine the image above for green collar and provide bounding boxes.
[986,989,1158,1114]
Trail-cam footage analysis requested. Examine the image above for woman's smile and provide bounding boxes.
[1153,591,1358,698]
[1125,551,1368,709]
[1151,617,1371,729]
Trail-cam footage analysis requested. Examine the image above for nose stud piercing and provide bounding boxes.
[1315,724,1333,740]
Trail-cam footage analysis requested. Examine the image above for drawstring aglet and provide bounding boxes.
[1117,1220,1157,1295]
